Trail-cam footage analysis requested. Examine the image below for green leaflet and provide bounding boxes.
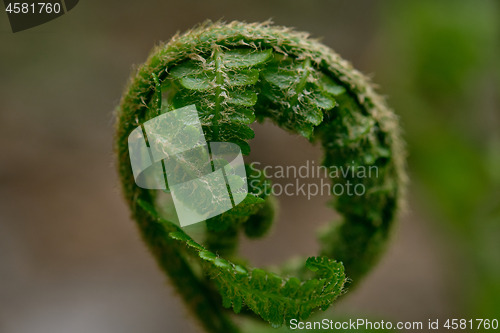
[222,48,273,68]
[116,21,405,333]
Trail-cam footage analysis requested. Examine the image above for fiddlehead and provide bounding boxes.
[115,21,405,333]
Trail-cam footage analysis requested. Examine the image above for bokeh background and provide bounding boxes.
[1,1,499,332]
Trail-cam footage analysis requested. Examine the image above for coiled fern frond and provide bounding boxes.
[115,21,405,333]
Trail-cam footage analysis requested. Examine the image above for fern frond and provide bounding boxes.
[115,21,406,333]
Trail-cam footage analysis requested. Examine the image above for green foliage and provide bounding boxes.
[256,55,339,138]
[168,47,273,155]
[169,230,345,328]
[115,21,405,333]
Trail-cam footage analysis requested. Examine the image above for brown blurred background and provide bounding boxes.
[1,1,499,332]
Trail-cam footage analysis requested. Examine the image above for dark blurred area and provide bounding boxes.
[1,1,498,332]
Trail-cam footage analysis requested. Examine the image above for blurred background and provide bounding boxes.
[1,0,498,332]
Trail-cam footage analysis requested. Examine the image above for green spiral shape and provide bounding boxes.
[115,21,406,333]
